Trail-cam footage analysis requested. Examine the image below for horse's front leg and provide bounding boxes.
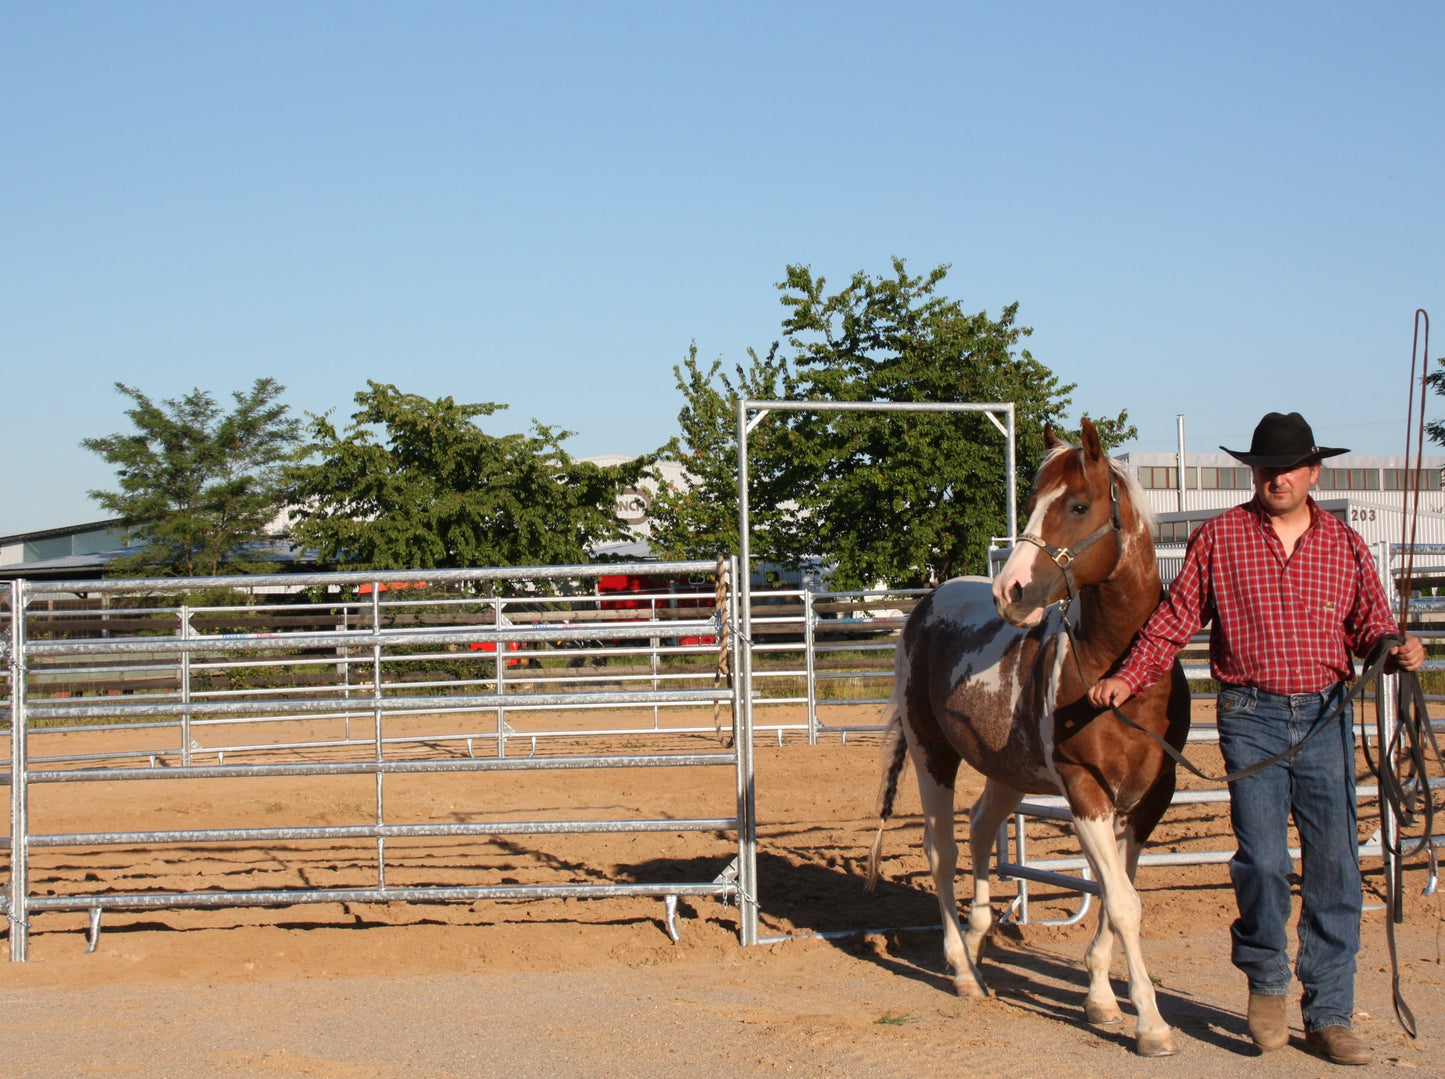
[964,780,1023,968]
[1081,818,1129,1026]
[1072,815,1177,1057]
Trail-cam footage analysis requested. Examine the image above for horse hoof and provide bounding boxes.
[952,975,989,998]
[1135,1030,1179,1057]
[1084,1001,1124,1026]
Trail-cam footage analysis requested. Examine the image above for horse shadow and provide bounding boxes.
[709,849,1258,1057]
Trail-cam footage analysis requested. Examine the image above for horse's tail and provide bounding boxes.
[866,655,910,891]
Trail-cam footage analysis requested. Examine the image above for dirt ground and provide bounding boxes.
[4,703,1444,1078]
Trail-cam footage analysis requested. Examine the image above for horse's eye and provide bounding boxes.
[1069,502,1089,516]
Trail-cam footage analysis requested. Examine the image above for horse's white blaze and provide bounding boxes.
[992,485,1063,624]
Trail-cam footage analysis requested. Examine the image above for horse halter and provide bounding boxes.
[1015,477,1123,608]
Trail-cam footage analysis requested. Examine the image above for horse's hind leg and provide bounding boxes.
[964,779,1023,969]
[911,752,984,996]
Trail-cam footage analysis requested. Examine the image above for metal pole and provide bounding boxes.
[371,581,385,888]
[732,554,757,948]
[179,605,192,767]
[340,602,352,742]
[1005,403,1018,541]
[1377,541,1403,919]
[1176,414,1188,513]
[9,578,30,961]
[803,590,818,745]
[734,404,759,947]
[650,596,660,730]
[493,595,507,759]
[1382,669,1402,920]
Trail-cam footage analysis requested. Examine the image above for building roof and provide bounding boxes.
[0,517,126,546]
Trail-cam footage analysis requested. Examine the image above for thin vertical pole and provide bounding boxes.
[734,403,759,947]
[494,596,507,759]
[728,551,757,947]
[340,601,352,742]
[371,582,385,889]
[1175,414,1188,513]
[650,596,660,730]
[1376,541,1402,919]
[803,590,818,745]
[1005,403,1018,541]
[179,605,192,767]
[8,579,30,961]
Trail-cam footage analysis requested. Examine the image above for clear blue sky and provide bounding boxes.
[4,2,1442,535]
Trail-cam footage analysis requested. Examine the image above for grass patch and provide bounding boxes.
[874,1010,917,1026]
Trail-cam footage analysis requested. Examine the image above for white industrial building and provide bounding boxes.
[1116,450,1445,550]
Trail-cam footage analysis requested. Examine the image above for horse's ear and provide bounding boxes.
[1080,417,1104,463]
[1044,424,1068,452]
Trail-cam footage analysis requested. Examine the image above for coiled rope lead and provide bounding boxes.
[713,554,734,747]
[1383,307,1441,1037]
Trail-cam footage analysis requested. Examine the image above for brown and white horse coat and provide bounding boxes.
[868,419,1191,1057]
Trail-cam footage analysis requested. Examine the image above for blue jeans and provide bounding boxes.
[1216,682,1361,1032]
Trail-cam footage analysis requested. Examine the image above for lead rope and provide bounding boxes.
[712,554,733,748]
[1364,667,1445,1037]
[1399,309,1430,628]
[1379,309,1440,1036]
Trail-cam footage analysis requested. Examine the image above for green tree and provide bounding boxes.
[1421,354,1445,447]
[647,342,799,567]
[286,382,647,570]
[82,379,303,576]
[652,259,1136,588]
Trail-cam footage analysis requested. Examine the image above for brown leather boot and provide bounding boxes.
[1246,992,1289,1051]
[1304,1025,1372,1066]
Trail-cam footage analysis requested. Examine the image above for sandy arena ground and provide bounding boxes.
[3,703,1444,1077]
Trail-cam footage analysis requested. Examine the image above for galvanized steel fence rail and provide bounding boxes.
[2,560,757,960]
[5,544,1442,953]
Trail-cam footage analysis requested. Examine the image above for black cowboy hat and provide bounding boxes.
[1220,411,1349,469]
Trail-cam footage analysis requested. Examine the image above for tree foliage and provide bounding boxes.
[651,259,1136,588]
[647,342,798,567]
[285,382,647,571]
[82,379,303,576]
[1422,355,1445,447]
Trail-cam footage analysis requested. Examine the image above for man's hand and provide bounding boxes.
[1387,633,1426,673]
[1088,677,1133,709]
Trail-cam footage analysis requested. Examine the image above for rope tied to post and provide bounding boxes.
[713,555,734,747]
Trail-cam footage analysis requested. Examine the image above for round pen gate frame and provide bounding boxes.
[734,399,1018,943]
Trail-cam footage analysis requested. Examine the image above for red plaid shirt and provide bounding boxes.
[1116,497,1398,696]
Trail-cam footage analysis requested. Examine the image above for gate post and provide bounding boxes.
[179,605,192,767]
[803,590,818,745]
[728,553,758,946]
[8,578,29,961]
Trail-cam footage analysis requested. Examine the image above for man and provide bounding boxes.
[1089,411,1424,1066]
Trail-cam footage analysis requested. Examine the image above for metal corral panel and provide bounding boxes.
[1155,545,1188,586]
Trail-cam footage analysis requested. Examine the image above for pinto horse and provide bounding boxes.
[867,418,1190,1057]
